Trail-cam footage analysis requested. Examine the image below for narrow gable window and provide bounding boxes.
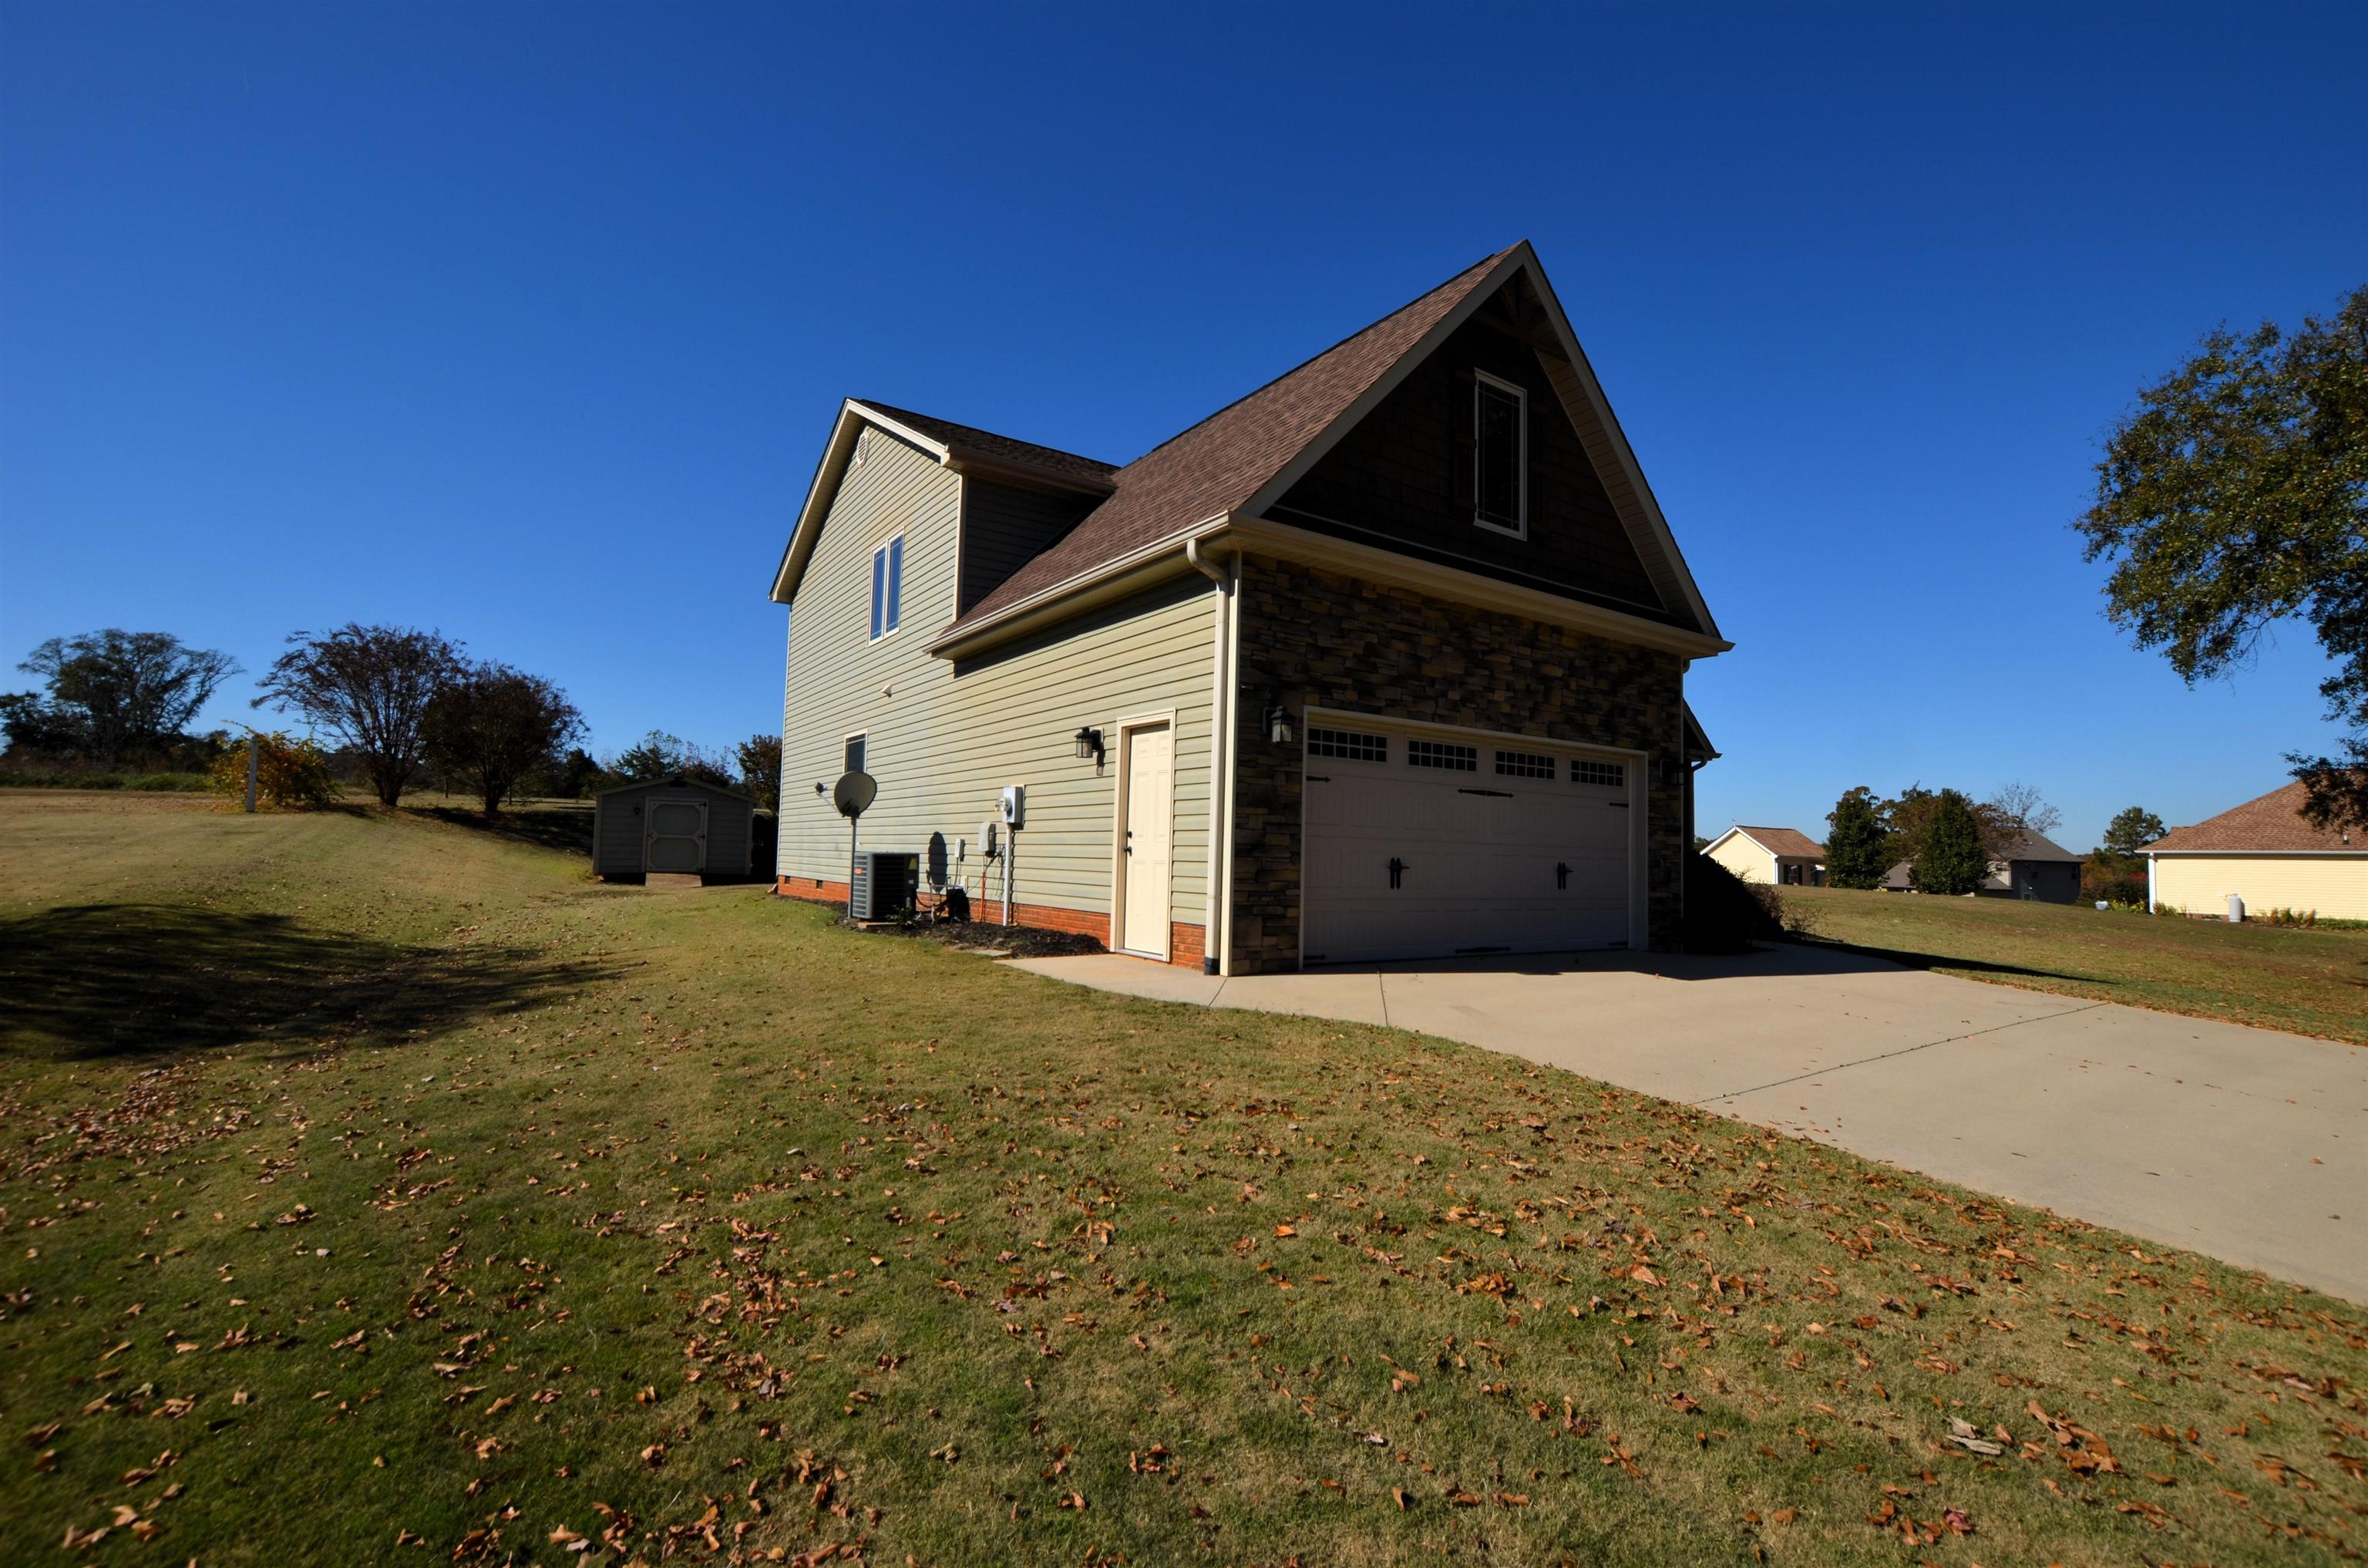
[870,536,903,639]
[1473,370,1527,537]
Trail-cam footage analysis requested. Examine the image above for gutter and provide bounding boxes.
[1185,537,1239,976]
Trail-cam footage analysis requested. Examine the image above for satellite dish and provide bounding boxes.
[832,770,876,819]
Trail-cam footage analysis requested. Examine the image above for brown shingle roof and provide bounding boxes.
[855,400,1118,490]
[2148,781,2368,853]
[943,246,1518,632]
[1734,826,1824,858]
[1992,829,2081,863]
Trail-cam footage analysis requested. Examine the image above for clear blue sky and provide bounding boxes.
[4,2,2363,848]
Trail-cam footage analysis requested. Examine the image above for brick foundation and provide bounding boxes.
[773,877,1205,968]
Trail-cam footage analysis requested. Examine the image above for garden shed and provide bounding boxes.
[593,776,755,881]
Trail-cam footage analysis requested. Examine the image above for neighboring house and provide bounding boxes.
[2145,782,2368,920]
[1701,825,1825,887]
[769,243,1730,974]
[1882,829,2083,902]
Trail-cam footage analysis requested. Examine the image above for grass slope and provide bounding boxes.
[2,792,2361,1565]
[1789,886,2368,1045]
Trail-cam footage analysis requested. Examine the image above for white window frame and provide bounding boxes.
[870,536,903,641]
[1472,368,1528,539]
[843,732,867,776]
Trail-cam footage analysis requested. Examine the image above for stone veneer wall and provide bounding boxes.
[1226,557,1689,974]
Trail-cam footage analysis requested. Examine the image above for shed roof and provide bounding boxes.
[2148,781,2366,853]
[595,774,753,803]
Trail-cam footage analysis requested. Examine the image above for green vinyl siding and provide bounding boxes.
[779,428,1213,927]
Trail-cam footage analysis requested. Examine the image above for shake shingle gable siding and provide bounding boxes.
[1266,281,1671,621]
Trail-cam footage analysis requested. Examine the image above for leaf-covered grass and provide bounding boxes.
[2,792,2361,1565]
[1788,885,2368,1045]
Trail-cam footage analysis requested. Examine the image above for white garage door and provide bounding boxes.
[1301,718,1633,964]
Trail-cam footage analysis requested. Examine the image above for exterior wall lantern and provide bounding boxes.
[1073,726,1105,764]
[1262,696,1293,747]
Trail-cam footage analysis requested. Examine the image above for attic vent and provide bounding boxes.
[853,429,870,466]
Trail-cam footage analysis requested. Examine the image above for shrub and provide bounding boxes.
[210,732,338,810]
[1683,853,1788,952]
[2080,851,2148,907]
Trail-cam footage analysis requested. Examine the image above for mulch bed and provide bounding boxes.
[832,914,1105,960]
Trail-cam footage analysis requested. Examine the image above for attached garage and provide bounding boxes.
[593,776,756,882]
[1299,712,1643,964]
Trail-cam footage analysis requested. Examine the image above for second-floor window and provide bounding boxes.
[870,536,903,639]
[1473,370,1527,537]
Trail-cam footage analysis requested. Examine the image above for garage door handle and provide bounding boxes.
[1388,856,1408,889]
[1556,861,1571,890]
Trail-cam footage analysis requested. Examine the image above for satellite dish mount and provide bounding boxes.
[833,770,877,918]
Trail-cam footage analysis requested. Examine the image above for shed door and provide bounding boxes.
[645,797,708,873]
[1302,723,1630,964]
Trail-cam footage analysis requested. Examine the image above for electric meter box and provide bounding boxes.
[998,786,1026,829]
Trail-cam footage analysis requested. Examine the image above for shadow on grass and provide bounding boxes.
[0,902,609,1061]
[1785,934,2103,987]
[414,803,594,857]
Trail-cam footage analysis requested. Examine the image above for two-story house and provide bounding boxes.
[769,243,1730,974]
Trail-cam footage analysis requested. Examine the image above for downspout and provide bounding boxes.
[1186,535,1236,975]
[2145,851,2155,914]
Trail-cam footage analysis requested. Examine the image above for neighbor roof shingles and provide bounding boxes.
[1735,826,1825,858]
[940,246,1518,634]
[2148,782,2367,853]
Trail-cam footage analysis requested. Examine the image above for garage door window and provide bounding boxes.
[1495,749,1555,779]
[1407,739,1478,771]
[1308,727,1388,762]
[1572,759,1625,788]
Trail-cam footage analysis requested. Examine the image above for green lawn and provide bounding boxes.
[2,792,2361,1566]
[1786,886,2368,1045]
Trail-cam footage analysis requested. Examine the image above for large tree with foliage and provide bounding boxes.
[2074,283,2368,829]
[735,733,782,808]
[255,624,463,807]
[610,729,736,790]
[2102,805,2167,856]
[1911,790,1990,895]
[1824,786,1889,889]
[8,629,238,767]
[419,663,585,817]
[1983,781,2062,841]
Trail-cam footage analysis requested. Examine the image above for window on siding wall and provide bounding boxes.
[870,537,903,639]
[844,734,866,774]
[1473,370,1527,537]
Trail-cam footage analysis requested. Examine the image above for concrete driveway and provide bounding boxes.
[1007,943,2366,1302]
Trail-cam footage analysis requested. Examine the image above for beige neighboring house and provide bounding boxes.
[2146,782,2368,920]
[1701,826,1825,887]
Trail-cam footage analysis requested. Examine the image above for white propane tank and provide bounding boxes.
[2226,893,2245,923]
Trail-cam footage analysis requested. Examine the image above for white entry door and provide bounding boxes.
[1301,720,1630,964]
[645,797,708,873]
[1116,722,1174,958]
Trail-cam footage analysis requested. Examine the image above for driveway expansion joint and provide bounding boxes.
[1692,1001,2112,1106]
